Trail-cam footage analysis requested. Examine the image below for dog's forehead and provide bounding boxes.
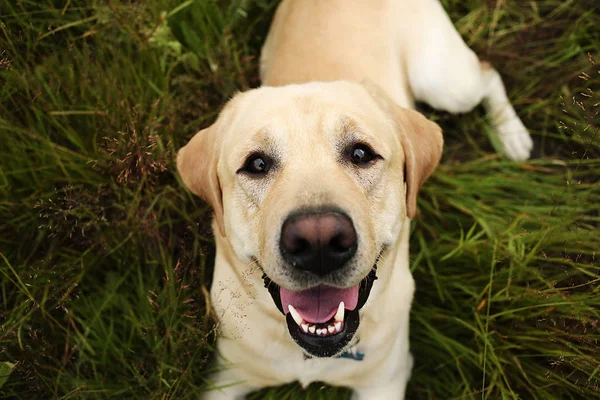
[247,81,378,112]
[222,81,393,150]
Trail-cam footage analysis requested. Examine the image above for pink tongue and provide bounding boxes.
[280,285,359,323]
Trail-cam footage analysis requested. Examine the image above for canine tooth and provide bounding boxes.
[309,325,316,333]
[328,325,335,333]
[334,301,345,322]
[301,324,309,333]
[334,321,342,332]
[288,305,303,326]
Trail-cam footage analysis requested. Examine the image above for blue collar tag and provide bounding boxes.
[336,347,364,361]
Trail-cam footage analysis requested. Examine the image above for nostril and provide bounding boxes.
[329,233,352,252]
[329,216,357,254]
[288,238,311,255]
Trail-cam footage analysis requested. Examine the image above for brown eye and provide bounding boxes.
[240,153,272,176]
[350,144,376,165]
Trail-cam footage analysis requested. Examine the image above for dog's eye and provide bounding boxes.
[240,153,272,175]
[350,143,377,165]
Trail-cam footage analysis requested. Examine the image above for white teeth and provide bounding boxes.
[288,305,304,326]
[297,304,346,336]
[335,301,345,322]
[303,321,343,336]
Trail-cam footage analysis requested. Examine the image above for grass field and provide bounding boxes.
[1,0,599,398]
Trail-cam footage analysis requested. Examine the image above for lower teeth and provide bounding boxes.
[291,301,346,336]
[302,321,343,336]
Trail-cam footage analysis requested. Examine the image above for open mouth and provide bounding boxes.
[263,268,378,357]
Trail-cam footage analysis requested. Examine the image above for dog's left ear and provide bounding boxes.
[177,116,227,236]
[361,80,443,219]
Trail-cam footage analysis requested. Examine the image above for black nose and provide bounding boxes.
[280,211,358,276]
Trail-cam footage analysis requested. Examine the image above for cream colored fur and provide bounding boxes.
[177,1,533,399]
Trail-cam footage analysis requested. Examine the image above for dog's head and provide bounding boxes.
[177,81,442,357]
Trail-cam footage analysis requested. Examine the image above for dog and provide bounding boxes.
[176,0,533,398]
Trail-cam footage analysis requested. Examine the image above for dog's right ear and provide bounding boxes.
[177,119,226,236]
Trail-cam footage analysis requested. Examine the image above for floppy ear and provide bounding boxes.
[361,80,443,219]
[395,108,443,219]
[177,122,226,236]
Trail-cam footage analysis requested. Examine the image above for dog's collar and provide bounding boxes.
[335,346,364,361]
[303,342,364,362]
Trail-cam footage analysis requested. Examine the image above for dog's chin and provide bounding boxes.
[263,268,378,358]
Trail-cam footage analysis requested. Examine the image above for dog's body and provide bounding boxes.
[177,1,532,399]
[261,0,532,161]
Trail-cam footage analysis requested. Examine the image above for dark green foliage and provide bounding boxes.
[0,0,598,398]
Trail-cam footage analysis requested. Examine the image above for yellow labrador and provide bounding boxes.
[177,1,532,398]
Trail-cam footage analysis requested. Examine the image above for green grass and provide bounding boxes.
[0,0,598,398]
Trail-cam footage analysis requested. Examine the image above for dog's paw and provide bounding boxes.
[493,116,533,161]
